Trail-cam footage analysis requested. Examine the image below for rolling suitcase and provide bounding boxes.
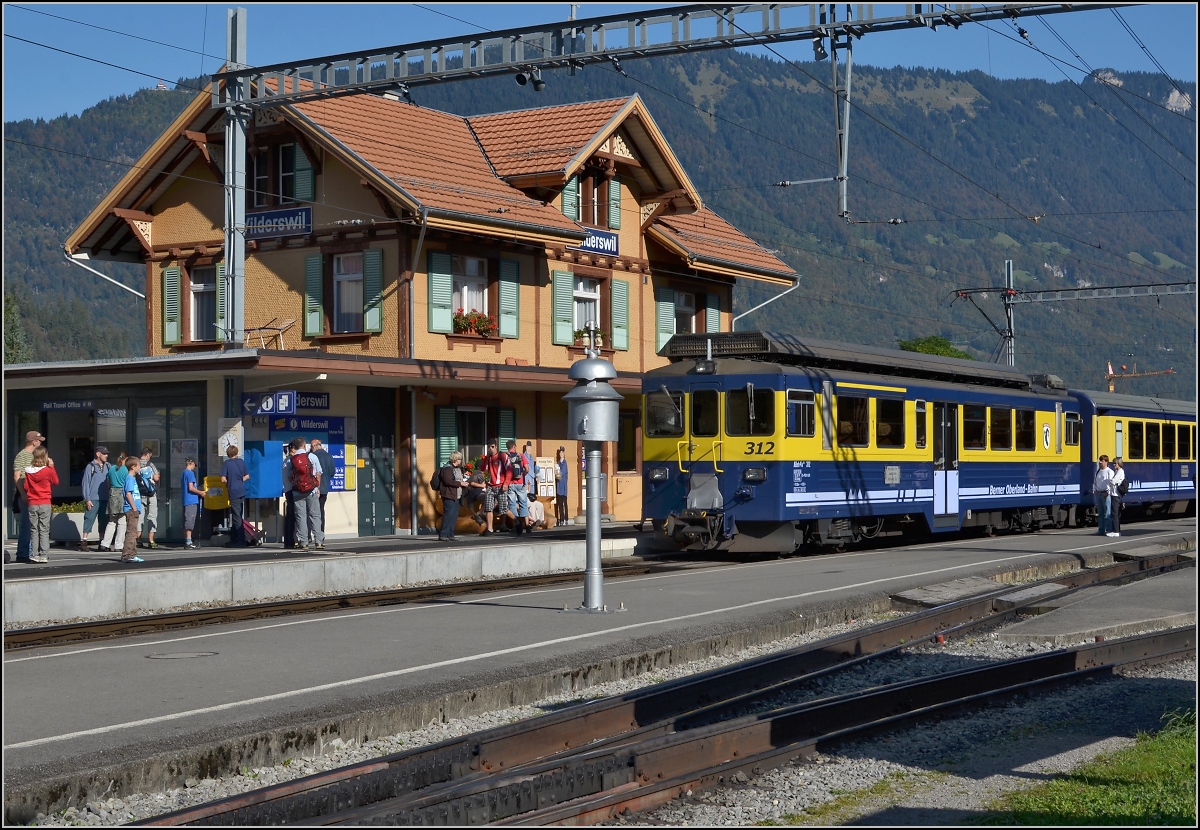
[241,517,263,547]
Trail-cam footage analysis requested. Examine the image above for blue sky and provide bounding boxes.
[3,3,1196,124]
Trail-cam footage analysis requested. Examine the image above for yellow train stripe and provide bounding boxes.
[835,381,907,393]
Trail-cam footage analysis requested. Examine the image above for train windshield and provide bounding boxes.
[727,387,774,435]
[646,389,684,437]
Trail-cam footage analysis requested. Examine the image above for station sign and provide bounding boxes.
[245,206,312,239]
[571,227,619,257]
[297,391,330,410]
[241,390,296,416]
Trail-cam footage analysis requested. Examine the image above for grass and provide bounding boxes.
[975,709,1196,826]
[762,772,942,825]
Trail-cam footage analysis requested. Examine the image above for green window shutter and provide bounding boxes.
[435,406,458,468]
[428,251,453,333]
[498,408,516,454]
[303,254,323,336]
[705,292,721,333]
[363,248,384,333]
[607,176,621,229]
[215,263,227,342]
[552,270,574,345]
[294,145,315,203]
[611,279,629,351]
[162,267,181,345]
[498,259,519,339]
[655,286,675,352]
[562,174,580,221]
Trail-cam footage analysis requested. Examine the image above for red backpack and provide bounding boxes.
[291,452,317,493]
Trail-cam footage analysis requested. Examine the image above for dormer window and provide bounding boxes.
[249,141,314,208]
[562,172,622,230]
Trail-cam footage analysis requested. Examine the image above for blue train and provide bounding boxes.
[642,332,1195,552]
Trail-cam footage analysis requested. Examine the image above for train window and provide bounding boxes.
[963,405,987,450]
[786,390,816,437]
[727,387,774,436]
[876,399,905,448]
[990,407,1012,451]
[916,400,927,449]
[1015,410,1036,451]
[836,395,870,447]
[1128,421,1144,459]
[646,390,683,437]
[1065,412,1081,446]
[1163,424,1177,460]
[1146,423,1161,460]
[692,389,720,437]
[1180,425,1193,461]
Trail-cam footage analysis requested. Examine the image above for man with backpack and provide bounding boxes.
[284,438,324,551]
[505,439,531,535]
[137,447,162,549]
[1108,457,1127,538]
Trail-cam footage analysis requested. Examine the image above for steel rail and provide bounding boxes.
[3,560,689,651]
[138,553,1193,826]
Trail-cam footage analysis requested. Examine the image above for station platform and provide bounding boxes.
[2,521,1195,823]
[3,524,645,626]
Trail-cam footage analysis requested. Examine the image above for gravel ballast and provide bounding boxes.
[19,612,1195,827]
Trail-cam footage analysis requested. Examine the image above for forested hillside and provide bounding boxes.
[4,52,1195,399]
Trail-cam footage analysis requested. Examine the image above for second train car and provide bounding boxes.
[642,332,1195,553]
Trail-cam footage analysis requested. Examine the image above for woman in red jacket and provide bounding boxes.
[23,446,59,564]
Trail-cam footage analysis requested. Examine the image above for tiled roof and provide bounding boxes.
[290,95,584,238]
[468,98,632,178]
[651,209,796,280]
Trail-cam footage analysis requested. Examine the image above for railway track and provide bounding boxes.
[2,559,701,651]
[137,551,1195,826]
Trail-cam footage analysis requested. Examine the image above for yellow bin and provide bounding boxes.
[203,475,230,510]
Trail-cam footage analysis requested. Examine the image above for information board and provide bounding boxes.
[268,416,357,492]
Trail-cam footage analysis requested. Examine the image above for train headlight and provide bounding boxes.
[648,467,670,482]
[694,359,716,374]
[743,467,767,482]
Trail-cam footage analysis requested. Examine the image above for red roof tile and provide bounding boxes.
[652,209,796,280]
[468,98,632,178]
[291,95,584,239]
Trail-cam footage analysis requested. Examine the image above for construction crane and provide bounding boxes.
[1105,361,1174,393]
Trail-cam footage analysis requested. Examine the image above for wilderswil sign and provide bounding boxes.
[246,206,312,239]
[571,228,619,257]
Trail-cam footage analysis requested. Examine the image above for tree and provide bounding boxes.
[4,294,33,364]
[898,335,974,360]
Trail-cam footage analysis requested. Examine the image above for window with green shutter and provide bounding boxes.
[363,248,384,333]
[294,145,315,204]
[607,176,621,229]
[655,286,675,352]
[562,175,580,221]
[611,279,629,350]
[162,267,181,345]
[498,408,516,454]
[498,259,519,338]
[435,406,458,468]
[552,271,575,345]
[214,263,227,342]
[428,251,454,333]
[304,254,323,336]
[705,292,721,333]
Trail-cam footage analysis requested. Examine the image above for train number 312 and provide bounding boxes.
[746,441,776,455]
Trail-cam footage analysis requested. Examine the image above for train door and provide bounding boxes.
[932,402,959,527]
[688,384,724,510]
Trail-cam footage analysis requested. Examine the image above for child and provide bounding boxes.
[180,457,208,549]
[121,457,145,563]
[23,446,59,564]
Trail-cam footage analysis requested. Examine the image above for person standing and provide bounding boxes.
[284,438,324,551]
[79,445,110,551]
[310,438,335,531]
[120,456,145,563]
[505,439,530,535]
[437,451,464,541]
[521,441,538,530]
[138,447,162,549]
[100,452,129,552]
[220,445,250,547]
[1108,457,1126,538]
[555,447,569,526]
[1092,454,1114,536]
[11,430,43,563]
[480,441,509,536]
[23,445,59,564]
[180,457,207,549]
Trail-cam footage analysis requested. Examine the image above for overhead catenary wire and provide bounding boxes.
[1110,7,1196,118]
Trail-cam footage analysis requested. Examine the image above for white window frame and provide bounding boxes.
[253,148,270,207]
[452,255,488,314]
[333,252,364,333]
[190,266,217,341]
[574,276,600,331]
[675,291,696,334]
[279,143,296,204]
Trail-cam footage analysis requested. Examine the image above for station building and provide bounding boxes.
[6,87,795,542]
